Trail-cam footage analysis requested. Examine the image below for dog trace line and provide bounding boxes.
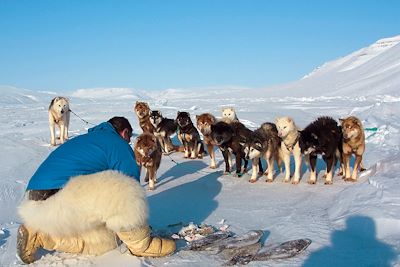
[69,109,97,126]
[159,145,216,176]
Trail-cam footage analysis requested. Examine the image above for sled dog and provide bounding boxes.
[211,121,252,177]
[275,117,302,184]
[221,107,239,123]
[149,110,177,154]
[48,96,70,146]
[134,133,162,190]
[339,116,366,181]
[244,123,282,183]
[134,101,155,134]
[196,113,218,168]
[176,111,205,159]
[299,117,342,185]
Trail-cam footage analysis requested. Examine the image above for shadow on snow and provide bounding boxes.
[147,171,222,229]
[302,215,397,267]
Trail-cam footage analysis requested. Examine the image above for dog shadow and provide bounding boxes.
[0,228,10,247]
[302,215,397,267]
[157,160,208,187]
[147,172,222,229]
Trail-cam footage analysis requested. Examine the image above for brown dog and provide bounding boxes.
[134,101,155,134]
[339,116,366,182]
[133,133,162,190]
[196,113,217,168]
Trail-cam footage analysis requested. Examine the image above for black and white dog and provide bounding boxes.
[176,111,205,159]
[149,110,177,154]
[244,123,281,183]
[299,116,342,185]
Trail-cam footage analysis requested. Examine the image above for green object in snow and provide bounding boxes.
[365,127,378,132]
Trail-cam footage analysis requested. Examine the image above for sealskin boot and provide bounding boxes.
[17,224,87,264]
[117,226,176,257]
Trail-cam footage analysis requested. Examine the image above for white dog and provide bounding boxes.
[275,117,302,184]
[221,107,239,123]
[48,96,70,146]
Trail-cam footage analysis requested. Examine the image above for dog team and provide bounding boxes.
[47,97,366,191]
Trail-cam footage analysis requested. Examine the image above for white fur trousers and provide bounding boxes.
[18,170,148,239]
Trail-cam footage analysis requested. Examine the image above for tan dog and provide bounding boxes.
[275,117,302,184]
[134,101,155,134]
[48,97,70,146]
[196,113,218,168]
[133,133,162,190]
[339,116,366,182]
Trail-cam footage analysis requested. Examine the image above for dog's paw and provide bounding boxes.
[223,171,231,175]
[324,180,333,185]
[249,179,257,183]
[344,178,357,182]
[283,178,290,183]
[148,187,155,191]
[292,180,300,185]
[209,165,217,169]
[266,179,273,183]
[307,180,316,185]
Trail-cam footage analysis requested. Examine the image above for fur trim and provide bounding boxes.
[18,170,148,236]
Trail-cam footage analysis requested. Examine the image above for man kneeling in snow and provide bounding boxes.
[17,116,175,264]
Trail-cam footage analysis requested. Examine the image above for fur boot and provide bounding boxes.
[117,226,176,257]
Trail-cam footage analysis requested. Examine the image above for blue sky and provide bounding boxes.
[0,0,399,92]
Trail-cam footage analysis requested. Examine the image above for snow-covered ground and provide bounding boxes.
[1,36,400,266]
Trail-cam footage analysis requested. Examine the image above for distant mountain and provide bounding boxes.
[264,35,400,97]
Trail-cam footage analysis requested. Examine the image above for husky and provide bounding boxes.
[149,110,177,154]
[299,117,342,185]
[134,133,162,190]
[221,107,239,123]
[275,117,302,184]
[339,116,366,182]
[176,111,205,159]
[48,96,70,146]
[244,123,282,183]
[134,101,155,134]
[211,121,252,177]
[196,113,218,168]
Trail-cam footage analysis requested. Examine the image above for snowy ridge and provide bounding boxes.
[303,35,400,78]
[71,87,152,100]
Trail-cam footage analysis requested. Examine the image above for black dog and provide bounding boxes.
[211,121,254,177]
[299,116,342,185]
[176,111,205,159]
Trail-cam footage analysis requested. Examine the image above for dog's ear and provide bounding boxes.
[353,118,362,127]
[255,142,262,148]
[339,118,344,124]
[196,115,199,120]
[286,117,292,123]
[177,111,181,116]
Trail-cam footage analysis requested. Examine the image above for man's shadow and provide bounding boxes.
[147,172,222,229]
[302,215,397,267]
[156,160,208,187]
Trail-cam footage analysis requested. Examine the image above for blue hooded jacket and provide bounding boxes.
[27,122,140,190]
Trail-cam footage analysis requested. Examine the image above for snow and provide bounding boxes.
[1,35,400,266]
